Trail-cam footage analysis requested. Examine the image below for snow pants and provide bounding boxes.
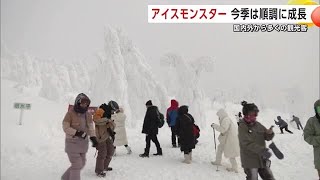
[95,138,115,174]
[61,153,86,180]
[280,125,293,134]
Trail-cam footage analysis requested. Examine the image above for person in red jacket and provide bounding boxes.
[166,99,180,147]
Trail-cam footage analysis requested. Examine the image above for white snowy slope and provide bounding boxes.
[1,79,317,180]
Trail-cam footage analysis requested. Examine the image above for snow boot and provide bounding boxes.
[140,148,149,158]
[153,148,162,156]
[126,146,132,154]
[139,153,149,158]
[96,172,106,177]
[183,153,191,164]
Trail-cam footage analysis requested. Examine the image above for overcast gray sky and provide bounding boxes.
[1,0,319,115]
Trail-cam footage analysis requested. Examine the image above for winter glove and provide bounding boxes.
[74,131,87,139]
[262,148,272,160]
[90,136,98,148]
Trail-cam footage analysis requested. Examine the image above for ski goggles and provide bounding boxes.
[316,106,320,113]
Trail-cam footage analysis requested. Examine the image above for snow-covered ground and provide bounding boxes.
[1,79,317,180]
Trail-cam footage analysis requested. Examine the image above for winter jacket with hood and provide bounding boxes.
[166,100,179,127]
[238,119,274,168]
[142,105,160,135]
[212,109,240,158]
[62,93,95,153]
[176,106,195,152]
[304,99,320,169]
[112,108,129,146]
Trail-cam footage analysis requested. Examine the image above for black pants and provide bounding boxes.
[296,123,304,130]
[280,125,293,134]
[184,149,192,154]
[171,127,180,146]
[144,134,161,155]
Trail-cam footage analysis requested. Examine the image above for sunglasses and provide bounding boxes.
[316,106,320,113]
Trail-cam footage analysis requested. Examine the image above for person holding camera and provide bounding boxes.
[93,101,119,177]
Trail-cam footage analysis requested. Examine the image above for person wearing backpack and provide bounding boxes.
[61,93,98,180]
[211,108,240,173]
[176,105,196,164]
[139,100,163,157]
[166,99,180,148]
[92,101,119,177]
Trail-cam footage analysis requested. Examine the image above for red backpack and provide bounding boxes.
[193,124,200,136]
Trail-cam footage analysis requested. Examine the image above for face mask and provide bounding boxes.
[244,112,258,123]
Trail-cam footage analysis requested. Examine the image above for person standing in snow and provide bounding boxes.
[274,116,293,134]
[238,101,275,180]
[291,115,304,130]
[139,100,163,157]
[62,93,98,180]
[175,105,196,164]
[92,101,119,177]
[166,99,180,148]
[304,99,320,179]
[112,107,132,156]
[211,108,240,173]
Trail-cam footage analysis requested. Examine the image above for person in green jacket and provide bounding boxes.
[304,99,320,179]
[238,101,275,180]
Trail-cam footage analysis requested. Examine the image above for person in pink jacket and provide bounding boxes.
[61,93,98,180]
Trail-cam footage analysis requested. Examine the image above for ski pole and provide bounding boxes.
[213,128,219,171]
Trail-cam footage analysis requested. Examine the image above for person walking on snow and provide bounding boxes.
[166,99,180,148]
[274,116,293,134]
[139,100,163,157]
[61,93,98,180]
[238,101,275,180]
[175,105,196,164]
[291,115,304,130]
[112,107,132,156]
[211,108,240,173]
[304,99,320,179]
[92,101,119,177]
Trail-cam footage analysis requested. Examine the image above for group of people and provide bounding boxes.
[61,93,132,179]
[61,93,320,180]
[213,100,320,180]
[139,99,198,165]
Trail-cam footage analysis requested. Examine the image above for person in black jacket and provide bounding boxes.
[176,105,195,164]
[139,100,162,158]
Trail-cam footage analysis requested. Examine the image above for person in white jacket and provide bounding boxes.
[211,108,240,173]
[112,107,132,156]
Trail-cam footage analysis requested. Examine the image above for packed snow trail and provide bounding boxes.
[1,80,317,180]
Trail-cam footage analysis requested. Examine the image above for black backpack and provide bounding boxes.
[156,109,165,128]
